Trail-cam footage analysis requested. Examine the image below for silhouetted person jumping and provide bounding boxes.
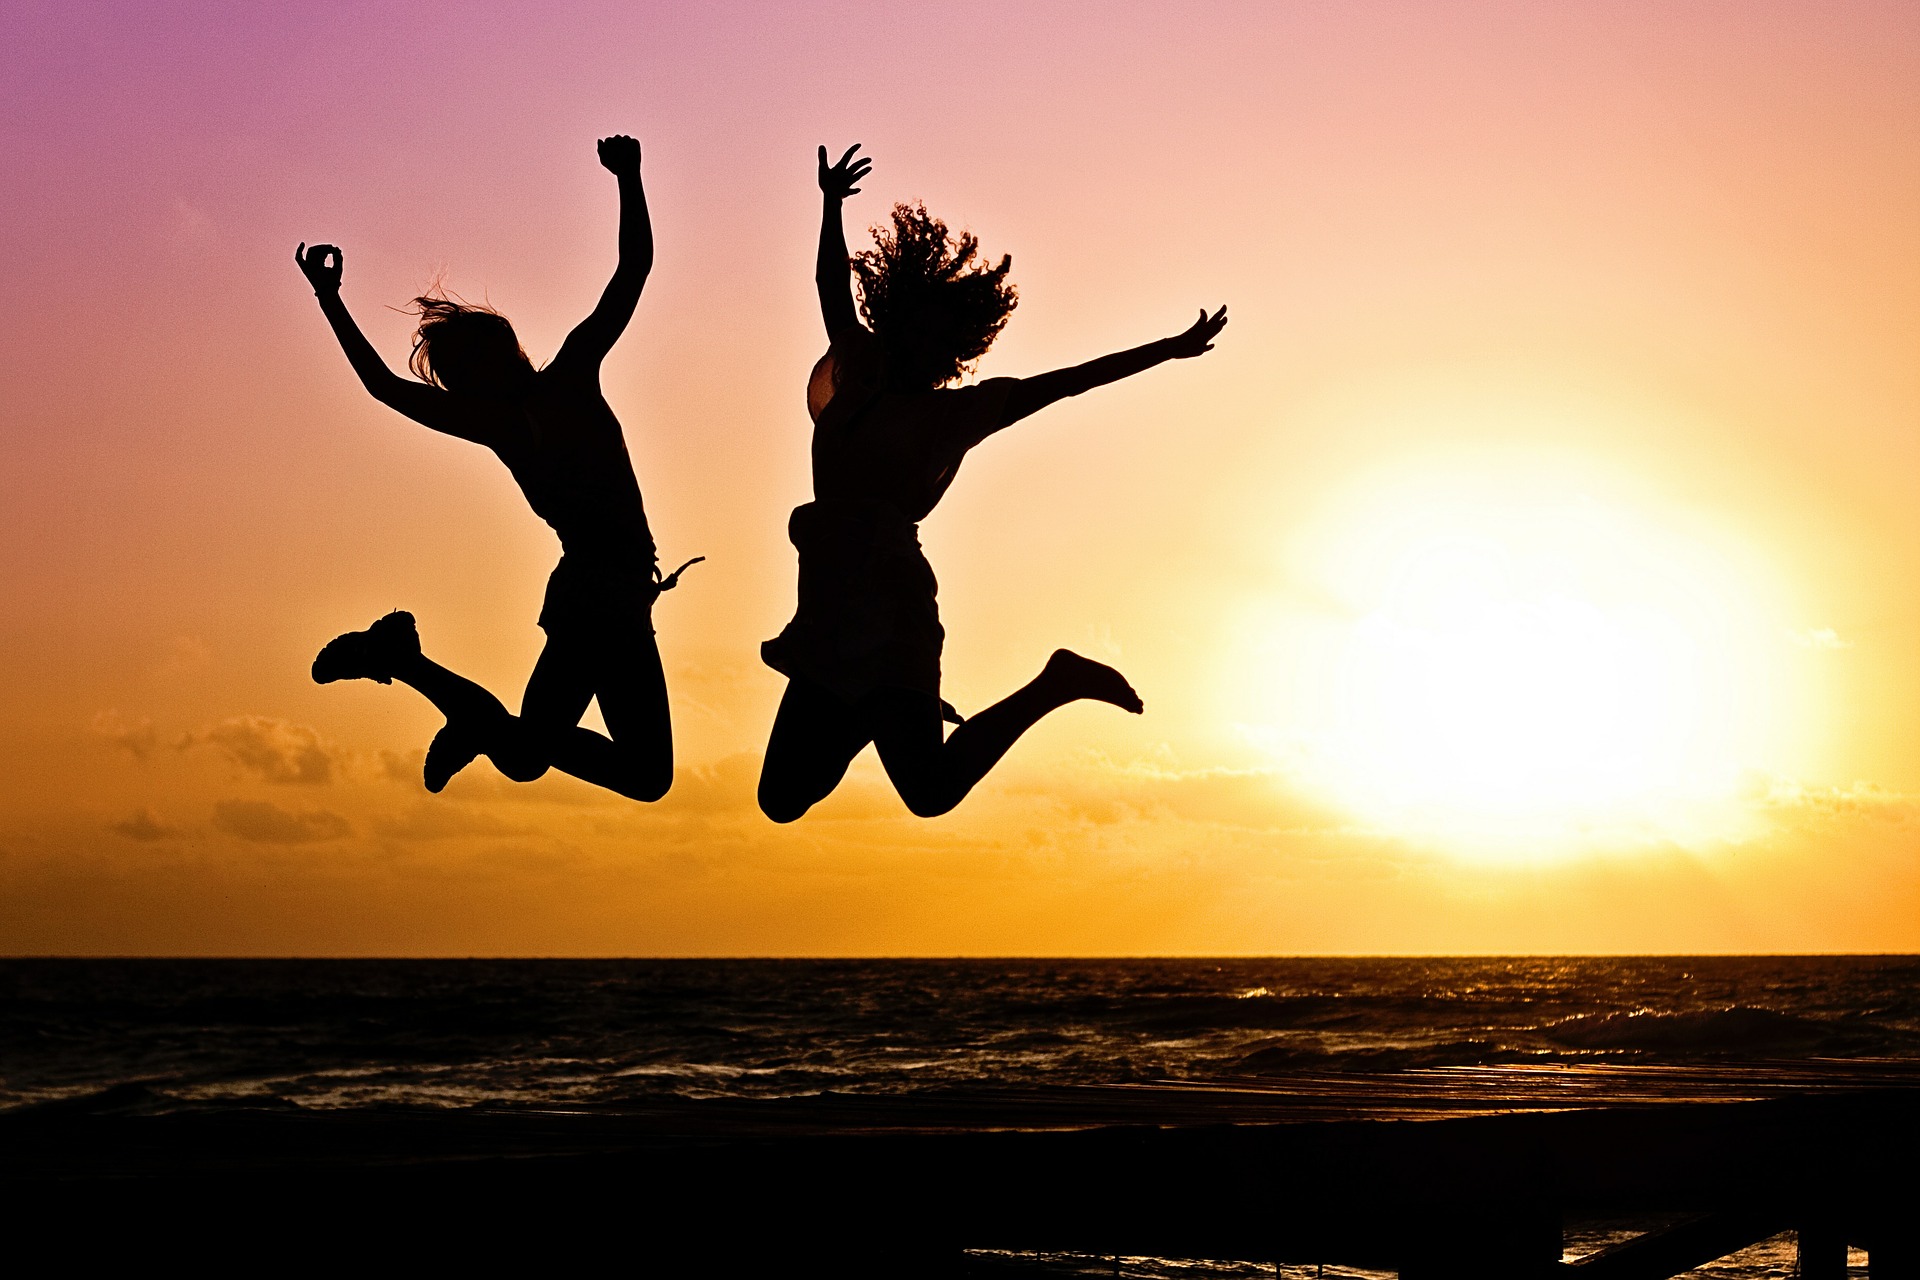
[757,145,1226,822]
[295,135,694,801]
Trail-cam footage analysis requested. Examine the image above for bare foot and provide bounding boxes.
[1042,649,1143,714]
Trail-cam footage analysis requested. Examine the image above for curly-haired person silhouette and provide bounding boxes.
[757,144,1227,822]
[295,135,696,801]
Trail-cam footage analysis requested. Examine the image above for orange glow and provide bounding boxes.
[1254,450,1800,859]
[3,1,1918,954]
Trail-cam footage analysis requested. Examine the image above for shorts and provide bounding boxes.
[538,554,659,638]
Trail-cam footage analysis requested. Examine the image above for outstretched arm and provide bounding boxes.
[816,144,871,337]
[294,242,473,437]
[554,135,653,372]
[999,306,1228,429]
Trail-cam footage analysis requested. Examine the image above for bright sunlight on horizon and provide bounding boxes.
[1257,445,1805,862]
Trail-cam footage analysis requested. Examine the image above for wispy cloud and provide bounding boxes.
[108,808,181,841]
[92,710,158,761]
[213,799,351,844]
[372,803,531,841]
[184,716,342,785]
[1008,758,1352,834]
[1757,779,1918,825]
[1789,627,1853,650]
[379,747,427,787]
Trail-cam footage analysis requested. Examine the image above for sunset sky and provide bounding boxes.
[4,0,1917,955]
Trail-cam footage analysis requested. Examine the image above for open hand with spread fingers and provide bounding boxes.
[1166,306,1228,358]
[818,143,872,201]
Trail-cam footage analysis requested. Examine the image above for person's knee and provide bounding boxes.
[615,763,673,804]
[897,782,961,820]
[491,752,551,784]
[757,777,813,824]
[758,793,810,824]
[480,713,557,783]
[902,796,958,819]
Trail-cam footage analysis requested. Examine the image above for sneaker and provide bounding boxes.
[422,720,484,793]
[311,611,420,685]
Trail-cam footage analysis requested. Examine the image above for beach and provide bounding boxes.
[5,957,1917,1275]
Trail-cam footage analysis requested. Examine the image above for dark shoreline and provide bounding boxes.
[8,1065,1918,1276]
[8,956,1916,1272]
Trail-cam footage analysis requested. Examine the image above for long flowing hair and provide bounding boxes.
[407,296,531,389]
[852,203,1017,390]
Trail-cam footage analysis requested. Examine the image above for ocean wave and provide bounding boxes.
[1540,1006,1911,1057]
[5,957,1919,1113]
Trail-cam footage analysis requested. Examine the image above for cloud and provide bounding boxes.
[212,800,351,844]
[1008,758,1352,834]
[108,809,180,841]
[184,717,342,785]
[1789,627,1853,650]
[379,748,427,787]
[372,803,531,841]
[1757,779,1919,826]
[92,710,158,761]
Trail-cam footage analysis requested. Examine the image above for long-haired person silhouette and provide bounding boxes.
[294,135,697,801]
[757,144,1227,822]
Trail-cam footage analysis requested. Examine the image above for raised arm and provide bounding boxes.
[553,135,653,372]
[294,242,471,436]
[816,144,871,337]
[999,306,1229,429]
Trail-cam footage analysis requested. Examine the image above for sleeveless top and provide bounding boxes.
[761,327,1017,703]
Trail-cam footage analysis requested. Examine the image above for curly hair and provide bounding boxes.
[407,296,531,390]
[852,203,1017,390]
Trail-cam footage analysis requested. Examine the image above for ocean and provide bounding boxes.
[5,955,1914,1276]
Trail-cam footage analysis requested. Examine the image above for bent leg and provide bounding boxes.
[314,617,526,794]
[520,624,673,803]
[388,652,561,793]
[311,609,652,796]
[871,650,1142,818]
[570,625,673,801]
[758,678,874,823]
[394,655,512,725]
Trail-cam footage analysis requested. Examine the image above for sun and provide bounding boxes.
[1248,455,1805,861]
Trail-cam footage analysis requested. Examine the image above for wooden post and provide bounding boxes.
[1797,1224,1847,1280]
[1871,1236,1920,1280]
